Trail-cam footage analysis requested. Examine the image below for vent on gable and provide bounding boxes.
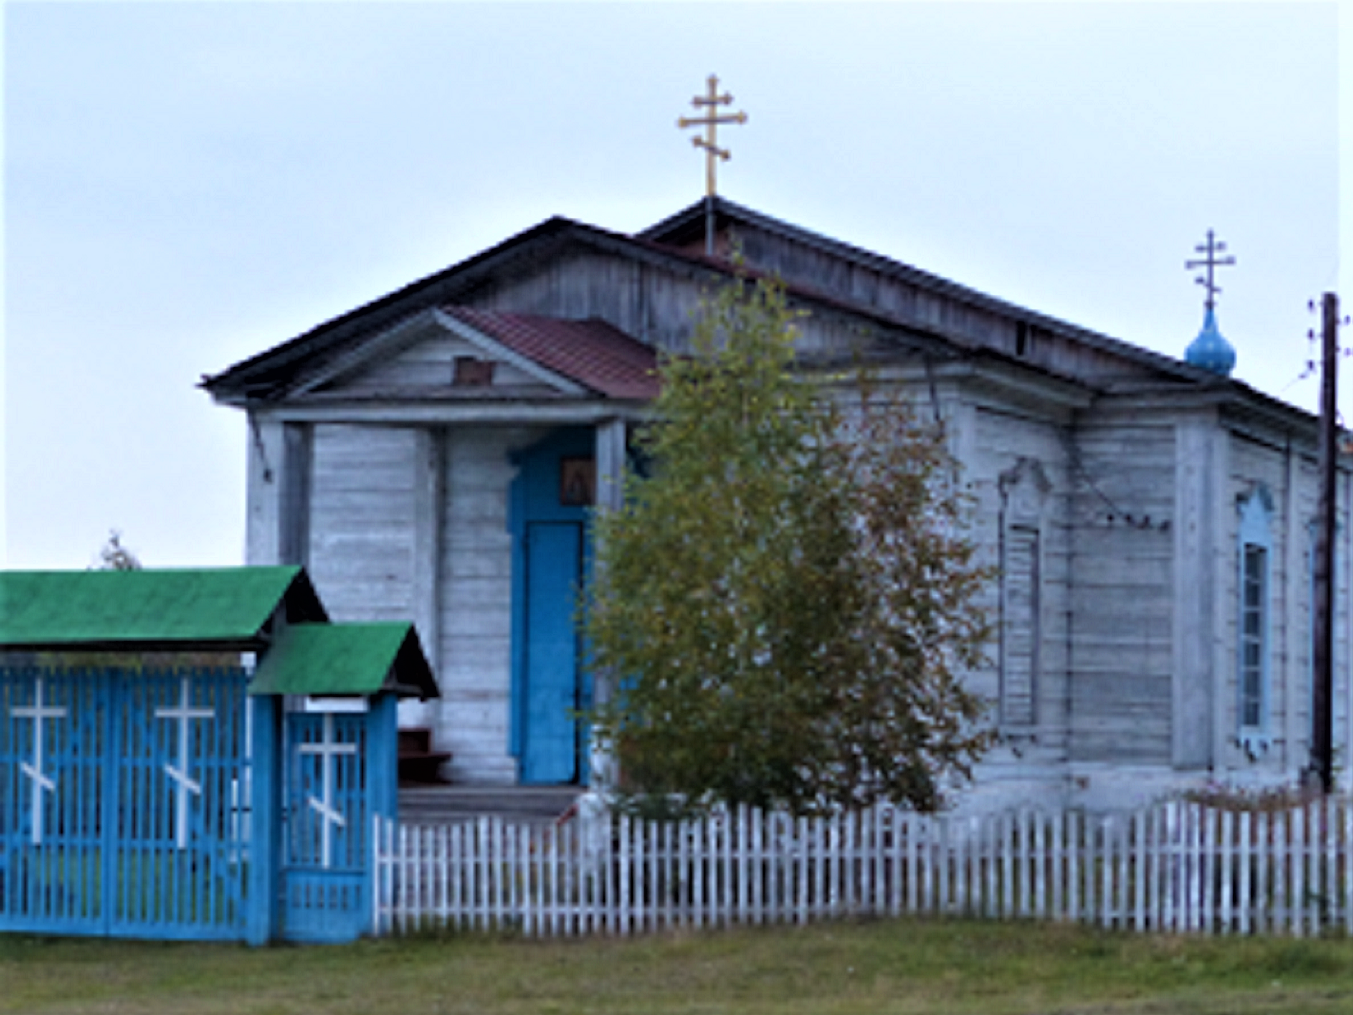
[454,357,496,387]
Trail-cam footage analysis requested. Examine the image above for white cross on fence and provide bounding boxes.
[300,713,357,868]
[155,676,215,849]
[12,676,67,845]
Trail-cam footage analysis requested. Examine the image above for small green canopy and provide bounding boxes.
[0,566,326,651]
[249,623,439,700]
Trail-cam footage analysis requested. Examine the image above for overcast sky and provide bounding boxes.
[3,1,1346,570]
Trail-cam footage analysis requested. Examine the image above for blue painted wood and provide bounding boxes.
[279,710,371,943]
[365,695,397,938]
[246,695,280,946]
[522,523,583,783]
[0,667,252,941]
[508,427,594,783]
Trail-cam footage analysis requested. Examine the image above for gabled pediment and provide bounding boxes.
[291,307,659,404]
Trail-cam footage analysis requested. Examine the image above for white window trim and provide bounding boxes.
[1237,487,1274,755]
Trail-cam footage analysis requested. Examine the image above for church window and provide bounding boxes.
[998,457,1049,730]
[1240,544,1266,727]
[1236,487,1273,743]
[1001,525,1040,726]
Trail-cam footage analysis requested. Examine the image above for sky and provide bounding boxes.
[2,1,1346,570]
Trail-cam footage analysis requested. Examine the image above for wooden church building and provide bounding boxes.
[203,197,1351,812]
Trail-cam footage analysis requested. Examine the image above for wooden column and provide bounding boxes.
[590,417,628,789]
[279,423,312,566]
[245,415,285,565]
[410,428,445,730]
[1172,415,1217,769]
[245,416,311,566]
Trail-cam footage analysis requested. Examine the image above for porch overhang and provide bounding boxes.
[248,622,438,699]
[247,400,652,427]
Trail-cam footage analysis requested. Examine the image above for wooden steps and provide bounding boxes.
[397,727,452,786]
[398,785,583,825]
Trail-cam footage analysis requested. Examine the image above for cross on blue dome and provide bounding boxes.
[1184,230,1237,376]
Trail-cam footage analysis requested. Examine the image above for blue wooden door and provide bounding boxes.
[521,522,584,783]
[0,668,251,940]
[510,427,595,785]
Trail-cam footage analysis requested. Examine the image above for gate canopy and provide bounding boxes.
[249,622,438,699]
[0,566,326,652]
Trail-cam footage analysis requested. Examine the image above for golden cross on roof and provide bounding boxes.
[677,74,748,198]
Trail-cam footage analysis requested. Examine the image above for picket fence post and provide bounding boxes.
[365,798,1353,942]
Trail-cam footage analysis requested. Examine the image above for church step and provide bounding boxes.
[398,785,583,825]
[397,726,452,786]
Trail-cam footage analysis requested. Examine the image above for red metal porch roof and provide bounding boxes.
[442,307,660,401]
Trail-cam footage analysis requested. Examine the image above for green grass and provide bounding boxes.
[3,918,1353,1014]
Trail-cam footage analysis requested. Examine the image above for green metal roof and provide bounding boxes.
[248,622,438,699]
[0,567,327,650]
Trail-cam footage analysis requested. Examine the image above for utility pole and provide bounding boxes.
[1311,292,1343,793]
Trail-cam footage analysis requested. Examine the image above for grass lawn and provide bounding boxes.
[3,918,1353,1015]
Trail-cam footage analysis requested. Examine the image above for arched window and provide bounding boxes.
[998,458,1050,729]
[1237,487,1274,748]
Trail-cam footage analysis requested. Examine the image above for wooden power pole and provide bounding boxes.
[1311,291,1341,793]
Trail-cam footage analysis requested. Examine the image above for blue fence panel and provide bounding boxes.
[1,667,251,941]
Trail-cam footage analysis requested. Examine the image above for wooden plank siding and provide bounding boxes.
[307,425,419,625]
[1067,424,1176,766]
[729,226,1165,384]
[1216,431,1352,779]
[435,426,548,784]
[966,405,1073,765]
[467,248,920,367]
[334,335,546,395]
[468,250,695,355]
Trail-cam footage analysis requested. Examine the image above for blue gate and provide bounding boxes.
[0,667,251,940]
[279,706,389,943]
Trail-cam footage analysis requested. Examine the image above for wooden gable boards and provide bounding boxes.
[203,197,1267,417]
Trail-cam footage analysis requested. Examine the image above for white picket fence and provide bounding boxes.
[372,798,1353,938]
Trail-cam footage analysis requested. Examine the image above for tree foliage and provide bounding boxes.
[585,276,994,816]
[95,530,142,571]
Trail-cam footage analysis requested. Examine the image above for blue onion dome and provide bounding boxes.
[1185,306,1236,376]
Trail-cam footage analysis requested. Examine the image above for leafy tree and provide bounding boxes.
[95,529,142,571]
[585,276,993,815]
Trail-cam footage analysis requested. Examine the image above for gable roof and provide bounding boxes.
[248,622,438,699]
[200,198,1280,414]
[0,566,327,651]
[202,216,622,404]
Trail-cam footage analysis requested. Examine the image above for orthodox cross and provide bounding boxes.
[677,74,748,199]
[156,676,215,849]
[1186,229,1236,310]
[13,676,67,845]
[300,713,357,868]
